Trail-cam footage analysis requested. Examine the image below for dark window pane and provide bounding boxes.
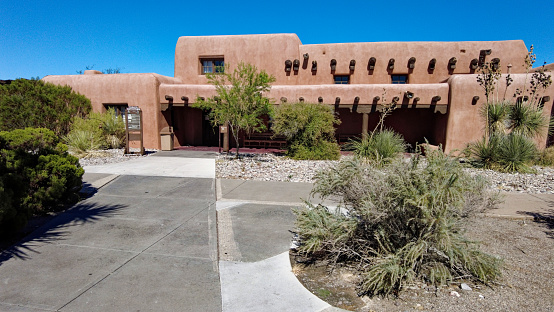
[391,75,408,84]
[334,75,349,84]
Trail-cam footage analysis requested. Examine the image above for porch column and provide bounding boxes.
[223,121,229,152]
[362,113,369,139]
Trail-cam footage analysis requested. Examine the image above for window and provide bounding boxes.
[334,75,350,84]
[104,104,128,118]
[391,75,408,84]
[201,58,224,74]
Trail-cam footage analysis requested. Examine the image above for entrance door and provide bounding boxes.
[202,111,219,146]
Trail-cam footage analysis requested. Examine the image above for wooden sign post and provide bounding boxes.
[125,106,145,155]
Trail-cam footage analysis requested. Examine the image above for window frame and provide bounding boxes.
[391,74,409,84]
[103,103,128,119]
[333,75,350,85]
[200,57,225,75]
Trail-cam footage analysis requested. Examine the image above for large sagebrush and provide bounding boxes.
[294,149,501,297]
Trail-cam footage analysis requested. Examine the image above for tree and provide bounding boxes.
[0,78,91,136]
[194,62,276,157]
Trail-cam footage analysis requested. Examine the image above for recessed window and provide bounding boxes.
[391,75,408,84]
[334,75,350,84]
[104,104,128,118]
[200,58,224,74]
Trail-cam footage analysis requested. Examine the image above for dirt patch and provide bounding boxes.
[291,216,554,312]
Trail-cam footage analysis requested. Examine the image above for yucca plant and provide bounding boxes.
[508,101,549,138]
[348,129,406,166]
[295,150,501,297]
[64,129,102,157]
[497,133,537,173]
[482,101,509,135]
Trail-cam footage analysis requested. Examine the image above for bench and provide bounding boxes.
[338,134,360,145]
[244,133,287,149]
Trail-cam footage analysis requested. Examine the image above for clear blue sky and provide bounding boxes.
[1,0,553,80]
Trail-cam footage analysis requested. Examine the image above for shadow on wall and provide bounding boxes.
[0,202,126,267]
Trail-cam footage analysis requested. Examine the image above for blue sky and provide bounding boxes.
[1,0,553,80]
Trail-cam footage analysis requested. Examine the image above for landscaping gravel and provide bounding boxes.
[77,149,158,167]
[79,150,554,193]
[216,153,554,194]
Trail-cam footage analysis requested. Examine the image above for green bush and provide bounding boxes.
[65,108,125,155]
[272,102,341,160]
[287,140,340,160]
[0,128,84,237]
[294,149,501,297]
[348,129,406,166]
[0,78,91,136]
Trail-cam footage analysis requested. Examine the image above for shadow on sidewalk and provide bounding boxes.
[0,202,126,266]
[519,208,554,239]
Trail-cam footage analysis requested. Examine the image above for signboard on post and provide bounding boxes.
[125,106,145,155]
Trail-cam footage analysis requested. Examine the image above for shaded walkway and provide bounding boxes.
[0,152,219,311]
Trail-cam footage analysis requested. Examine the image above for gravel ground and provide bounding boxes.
[292,216,554,312]
[77,149,158,167]
[216,153,554,193]
[82,151,554,193]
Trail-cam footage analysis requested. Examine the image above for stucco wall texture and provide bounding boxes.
[43,34,554,152]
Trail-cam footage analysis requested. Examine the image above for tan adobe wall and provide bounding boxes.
[159,83,449,106]
[43,73,181,149]
[174,34,301,84]
[446,73,554,153]
[175,34,528,86]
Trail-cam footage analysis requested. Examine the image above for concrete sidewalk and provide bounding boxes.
[2,150,551,312]
[0,152,220,312]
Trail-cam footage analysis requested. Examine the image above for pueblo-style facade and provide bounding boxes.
[43,34,554,152]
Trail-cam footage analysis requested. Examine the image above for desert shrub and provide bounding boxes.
[287,140,340,161]
[272,102,341,160]
[294,149,501,297]
[0,128,84,237]
[0,78,91,136]
[536,146,554,167]
[65,108,125,155]
[348,129,406,166]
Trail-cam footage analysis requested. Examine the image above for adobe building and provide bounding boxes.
[43,34,554,153]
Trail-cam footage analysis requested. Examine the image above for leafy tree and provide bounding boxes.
[194,62,275,157]
[0,78,91,136]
